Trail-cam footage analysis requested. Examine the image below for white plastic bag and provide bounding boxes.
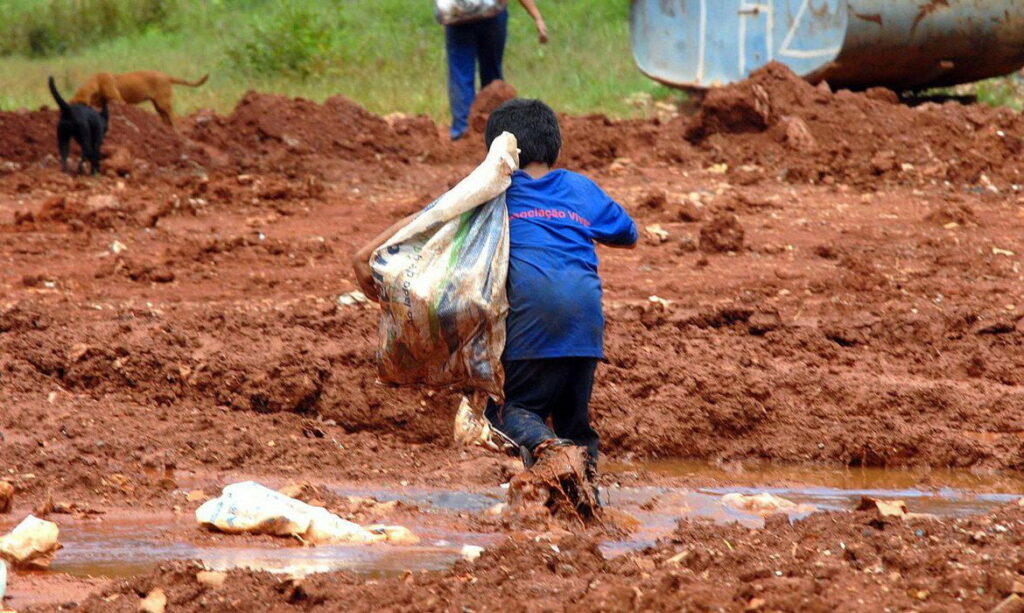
[435,0,508,25]
[195,482,416,545]
[0,515,61,569]
[370,132,518,398]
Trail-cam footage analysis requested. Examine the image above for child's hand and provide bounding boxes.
[535,18,549,44]
[353,258,381,303]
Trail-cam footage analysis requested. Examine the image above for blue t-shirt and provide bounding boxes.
[503,169,637,361]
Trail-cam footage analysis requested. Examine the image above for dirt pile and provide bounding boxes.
[559,113,689,170]
[62,503,1024,612]
[185,92,443,169]
[4,69,1024,185]
[0,93,446,173]
[468,79,517,133]
[0,103,189,169]
[685,62,1024,186]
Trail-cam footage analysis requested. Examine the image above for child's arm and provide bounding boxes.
[589,198,639,250]
[602,238,637,250]
[351,212,418,302]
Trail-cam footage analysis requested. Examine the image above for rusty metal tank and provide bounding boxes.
[630,0,1024,90]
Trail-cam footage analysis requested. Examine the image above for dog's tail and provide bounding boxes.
[170,73,209,88]
[47,76,72,114]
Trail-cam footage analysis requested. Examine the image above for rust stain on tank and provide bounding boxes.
[851,11,883,26]
[912,0,951,34]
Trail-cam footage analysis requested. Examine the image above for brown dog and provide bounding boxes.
[71,70,209,127]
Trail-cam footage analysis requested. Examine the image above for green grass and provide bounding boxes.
[951,75,1024,111]
[0,0,682,122]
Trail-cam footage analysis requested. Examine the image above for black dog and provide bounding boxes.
[48,76,108,175]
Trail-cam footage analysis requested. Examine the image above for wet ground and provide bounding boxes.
[4,462,1023,610]
[2,64,1024,610]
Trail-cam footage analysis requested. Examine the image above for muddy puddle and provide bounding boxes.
[596,460,1024,554]
[17,462,1023,584]
[47,515,493,580]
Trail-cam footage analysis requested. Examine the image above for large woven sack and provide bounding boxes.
[370,132,518,398]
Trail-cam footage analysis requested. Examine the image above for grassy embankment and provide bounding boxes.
[0,0,680,122]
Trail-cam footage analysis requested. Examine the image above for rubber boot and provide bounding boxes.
[521,437,576,469]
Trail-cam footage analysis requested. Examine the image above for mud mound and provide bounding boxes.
[0,109,54,165]
[186,92,442,169]
[107,103,192,167]
[686,62,1024,187]
[559,114,689,170]
[469,79,517,133]
[0,102,190,170]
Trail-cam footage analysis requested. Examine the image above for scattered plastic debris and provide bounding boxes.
[460,545,484,562]
[338,291,369,307]
[721,493,814,516]
[196,482,417,546]
[0,515,61,569]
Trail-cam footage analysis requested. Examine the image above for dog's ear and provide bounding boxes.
[100,101,109,122]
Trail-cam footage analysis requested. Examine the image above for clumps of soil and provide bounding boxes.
[864,86,900,105]
[686,72,780,138]
[559,114,674,170]
[674,199,703,222]
[684,61,1024,187]
[17,194,135,231]
[633,189,668,213]
[925,202,980,226]
[469,80,517,133]
[699,213,745,253]
[507,446,598,525]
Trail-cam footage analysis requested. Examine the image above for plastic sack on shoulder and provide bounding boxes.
[435,0,509,25]
[370,132,518,398]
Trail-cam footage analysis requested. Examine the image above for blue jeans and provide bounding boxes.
[445,9,508,140]
[486,357,600,468]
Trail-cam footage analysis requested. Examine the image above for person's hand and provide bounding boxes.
[355,270,380,303]
[535,18,548,44]
[352,255,381,303]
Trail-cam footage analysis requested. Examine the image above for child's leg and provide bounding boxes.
[445,23,478,140]
[550,358,600,471]
[492,359,566,459]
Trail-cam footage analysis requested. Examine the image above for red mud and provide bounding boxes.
[467,79,517,134]
[1,63,1023,609]
[50,503,1024,612]
[685,62,1024,187]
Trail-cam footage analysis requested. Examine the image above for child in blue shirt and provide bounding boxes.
[353,99,637,494]
[479,99,637,487]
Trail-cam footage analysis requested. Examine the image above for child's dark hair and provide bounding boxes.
[484,98,561,167]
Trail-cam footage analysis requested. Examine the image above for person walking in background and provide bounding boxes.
[439,0,548,141]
